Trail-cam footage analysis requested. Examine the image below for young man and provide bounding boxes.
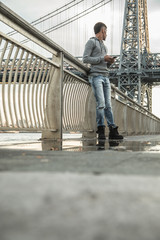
[83,22,123,140]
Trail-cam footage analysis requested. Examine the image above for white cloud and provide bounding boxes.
[148,10,160,53]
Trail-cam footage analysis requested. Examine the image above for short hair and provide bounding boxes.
[94,22,107,34]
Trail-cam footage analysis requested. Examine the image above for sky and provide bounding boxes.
[1,0,160,117]
[1,0,160,53]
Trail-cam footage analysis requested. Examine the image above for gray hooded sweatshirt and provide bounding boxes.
[83,37,109,77]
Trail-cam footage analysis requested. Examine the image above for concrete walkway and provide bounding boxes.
[1,134,160,240]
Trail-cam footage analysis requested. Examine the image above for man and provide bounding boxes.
[83,22,123,140]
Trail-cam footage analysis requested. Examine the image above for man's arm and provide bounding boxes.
[83,39,104,65]
[83,39,115,65]
[104,55,115,64]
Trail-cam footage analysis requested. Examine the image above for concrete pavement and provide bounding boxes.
[1,134,160,240]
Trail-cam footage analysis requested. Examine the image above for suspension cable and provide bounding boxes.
[7,0,85,36]
[10,0,112,45]
[31,0,85,26]
[43,0,112,34]
[110,0,114,54]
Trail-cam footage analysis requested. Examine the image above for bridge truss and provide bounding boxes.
[109,0,160,111]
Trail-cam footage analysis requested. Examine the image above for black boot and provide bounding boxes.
[109,126,123,140]
[96,126,106,139]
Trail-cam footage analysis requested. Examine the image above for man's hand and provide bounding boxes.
[104,55,115,64]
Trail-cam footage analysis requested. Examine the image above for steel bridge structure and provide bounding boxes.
[109,0,160,111]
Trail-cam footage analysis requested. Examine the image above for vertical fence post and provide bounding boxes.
[42,52,64,140]
[83,87,97,138]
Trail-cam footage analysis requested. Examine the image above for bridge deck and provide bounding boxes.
[1,133,160,240]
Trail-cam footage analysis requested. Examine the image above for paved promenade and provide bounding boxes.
[1,134,160,240]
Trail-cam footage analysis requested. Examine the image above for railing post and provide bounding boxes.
[42,52,63,140]
[83,87,97,138]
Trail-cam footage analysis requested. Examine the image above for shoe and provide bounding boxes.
[96,126,106,139]
[97,140,105,150]
[109,126,123,140]
[109,140,120,147]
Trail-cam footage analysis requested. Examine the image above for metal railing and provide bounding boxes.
[0,2,160,139]
[0,30,94,137]
[0,2,95,139]
[110,85,160,135]
[63,70,92,132]
[0,32,59,131]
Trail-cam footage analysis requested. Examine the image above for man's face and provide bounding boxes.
[102,27,107,40]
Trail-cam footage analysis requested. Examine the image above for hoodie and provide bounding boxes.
[83,37,109,76]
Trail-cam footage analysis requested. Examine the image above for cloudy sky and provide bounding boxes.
[1,0,160,53]
[1,0,160,116]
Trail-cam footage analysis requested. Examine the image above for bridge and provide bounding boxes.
[1,2,160,239]
[0,1,160,141]
[109,0,160,111]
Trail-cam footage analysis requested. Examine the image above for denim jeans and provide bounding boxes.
[89,75,116,128]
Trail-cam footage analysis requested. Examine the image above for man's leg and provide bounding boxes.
[103,77,123,139]
[90,76,105,127]
[89,76,106,139]
[103,77,115,127]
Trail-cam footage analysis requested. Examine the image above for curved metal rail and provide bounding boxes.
[0,32,59,131]
[63,70,90,132]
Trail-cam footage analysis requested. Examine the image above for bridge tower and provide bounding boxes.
[118,0,152,110]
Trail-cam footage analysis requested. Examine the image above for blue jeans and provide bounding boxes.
[89,75,116,128]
